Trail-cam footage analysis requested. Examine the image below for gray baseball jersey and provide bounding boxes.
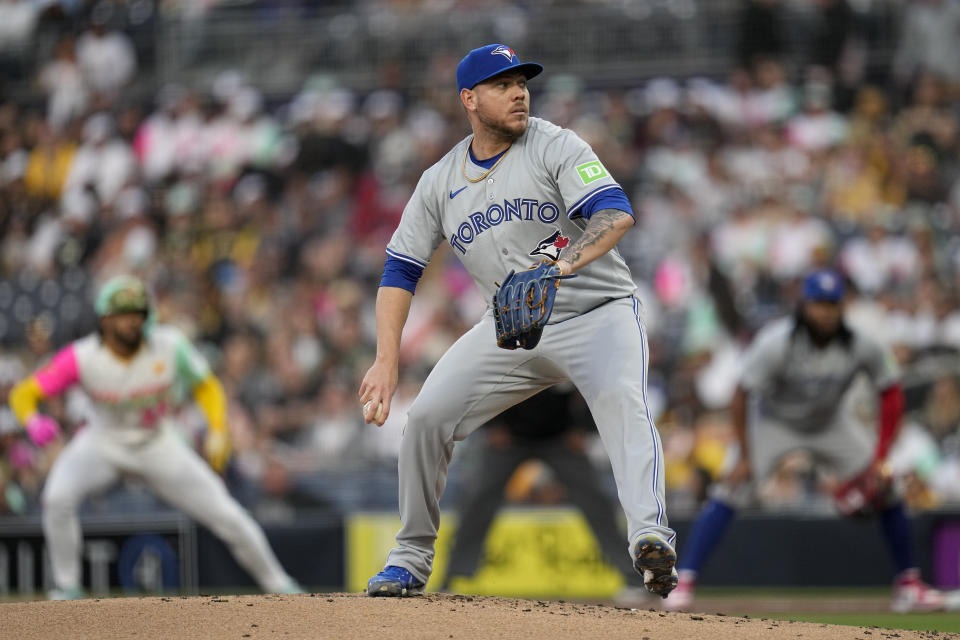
[387,117,636,321]
[711,316,899,507]
[740,316,900,429]
[378,117,674,586]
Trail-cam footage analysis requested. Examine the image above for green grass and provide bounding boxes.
[771,612,960,633]
[695,585,892,598]
[688,586,960,633]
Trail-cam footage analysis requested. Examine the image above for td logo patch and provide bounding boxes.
[576,161,608,185]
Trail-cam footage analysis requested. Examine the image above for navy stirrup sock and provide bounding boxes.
[879,503,915,575]
[678,499,736,573]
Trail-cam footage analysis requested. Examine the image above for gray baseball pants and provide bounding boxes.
[711,407,876,508]
[384,296,674,583]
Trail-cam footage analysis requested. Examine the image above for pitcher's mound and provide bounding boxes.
[1,592,951,639]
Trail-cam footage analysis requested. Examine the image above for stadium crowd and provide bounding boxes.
[2,0,960,523]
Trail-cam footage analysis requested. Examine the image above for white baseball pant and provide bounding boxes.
[42,425,293,592]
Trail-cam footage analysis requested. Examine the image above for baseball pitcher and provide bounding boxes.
[8,275,302,599]
[360,44,676,598]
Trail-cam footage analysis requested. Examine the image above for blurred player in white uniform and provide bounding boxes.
[360,44,676,598]
[8,275,302,599]
[663,269,947,613]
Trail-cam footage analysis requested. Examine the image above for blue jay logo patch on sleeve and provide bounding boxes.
[529,229,570,261]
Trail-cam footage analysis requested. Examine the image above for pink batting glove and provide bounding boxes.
[26,414,61,447]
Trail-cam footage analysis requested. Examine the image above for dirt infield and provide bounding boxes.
[3,592,957,640]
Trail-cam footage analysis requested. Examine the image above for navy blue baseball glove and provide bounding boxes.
[493,260,576,350]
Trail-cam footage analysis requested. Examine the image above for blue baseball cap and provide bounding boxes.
[457,44,543,93]
[803,269,845,303]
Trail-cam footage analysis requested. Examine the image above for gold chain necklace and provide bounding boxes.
[462,142,511,183]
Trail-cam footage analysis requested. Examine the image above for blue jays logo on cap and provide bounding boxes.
[457,43,544,93]
[803,269,845,303]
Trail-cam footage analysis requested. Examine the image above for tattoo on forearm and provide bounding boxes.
[558,209,632,266]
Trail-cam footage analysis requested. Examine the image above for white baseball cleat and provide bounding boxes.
[891,569,945,613]
[661,570,695,611]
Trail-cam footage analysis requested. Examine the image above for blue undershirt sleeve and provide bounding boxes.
[576,187,634,220]
[380,255,424,294]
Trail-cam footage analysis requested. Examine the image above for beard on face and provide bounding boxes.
[112,327,144,350]
[102,315,146,351]
[804,321,837,344]
[476,100,527,142]
[800,310,840,345]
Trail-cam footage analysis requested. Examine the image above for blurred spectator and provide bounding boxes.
[893,0,960,86]
[750,59,796,125]
[63,113,136,207]
[76,18,136,99]
[23,124,77,203]
[768,200,832,281]
[0,0,37,87]
[38,35,89,132]
[889,369,960,508]
[786,82,847,152]
[841,223,919,296]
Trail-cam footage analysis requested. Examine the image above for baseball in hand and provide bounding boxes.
[363,400,384,422]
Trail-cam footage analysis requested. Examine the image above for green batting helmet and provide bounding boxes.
[94,275,150,318]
